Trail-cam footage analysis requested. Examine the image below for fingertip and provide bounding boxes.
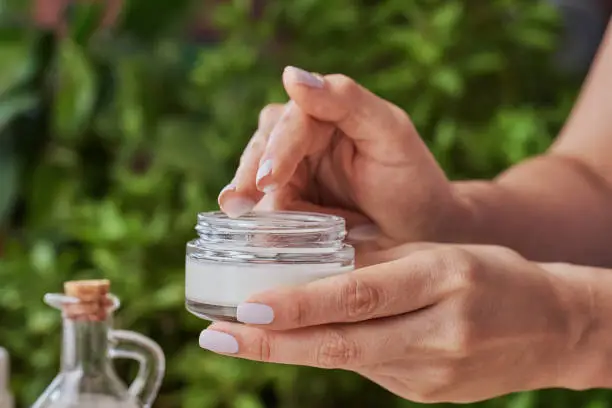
[282,67,354,125]
[198,328,239,354]
[218,187,257,218]
[283,66,325,89]
[236,302,275,325]
[346,224,382,242]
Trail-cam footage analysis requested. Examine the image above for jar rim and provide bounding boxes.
[196,210,346,235]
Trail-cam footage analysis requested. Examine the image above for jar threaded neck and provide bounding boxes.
[189,211,354,264]
[195,211,347,249]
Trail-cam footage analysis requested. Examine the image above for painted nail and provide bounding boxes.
[220,183,237,195]
[222,197,256,218]
[262,184,278,194]
[237,303,275,324]
[347,224,381,241]
[284,66,325,89]
[199,330,239,354]
[256,159,274,184]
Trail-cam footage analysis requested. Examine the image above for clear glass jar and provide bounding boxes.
[185,211,355,321]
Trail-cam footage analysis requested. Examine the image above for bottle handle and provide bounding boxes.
[108,330,166,408]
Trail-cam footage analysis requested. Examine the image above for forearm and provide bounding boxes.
[451,20,612,266]
[453,154,612,266]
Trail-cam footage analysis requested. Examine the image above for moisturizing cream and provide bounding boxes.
[185,211,355,321]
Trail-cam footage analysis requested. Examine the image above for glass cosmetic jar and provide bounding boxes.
[185,211,355,322]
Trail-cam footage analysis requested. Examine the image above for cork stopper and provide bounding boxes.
[63,279,112,320]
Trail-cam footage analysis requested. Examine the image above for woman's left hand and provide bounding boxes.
[198,243,592,403]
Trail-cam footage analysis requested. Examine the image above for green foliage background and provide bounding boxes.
[0,0,609,407]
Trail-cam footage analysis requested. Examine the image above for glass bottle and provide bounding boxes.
[185,211,355,321]
[0,347,13,408]
[33,280,165,408]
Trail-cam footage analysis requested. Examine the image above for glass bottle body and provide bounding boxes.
[33,293,165,408]
[186,211,355,321]
[0,347,13,408]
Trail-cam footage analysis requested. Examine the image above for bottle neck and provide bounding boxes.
[61,315,112,373]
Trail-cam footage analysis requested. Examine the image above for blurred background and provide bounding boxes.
[0,0,611,407]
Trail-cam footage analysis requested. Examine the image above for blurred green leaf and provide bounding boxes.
[0,38,33,97]
[67,1,107,46]
[508,392,536,408]
[0,135,18,224]
[0,93,37,130]
[52,39,96,140]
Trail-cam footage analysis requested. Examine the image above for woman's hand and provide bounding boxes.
[197,243,594,403]
[219,66,469,248]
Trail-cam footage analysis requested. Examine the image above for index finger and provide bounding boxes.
[282,66,420,165]
[235,247,467,329]
[256,67,422,193]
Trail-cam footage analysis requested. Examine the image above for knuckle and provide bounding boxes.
[411,389,446,404]
[254,333,273,362]
[328,74,359,99]
[258,103,283,126]
[284,291,307,328]
[444,317,474,357]
[389,104,413,133]
[340,276,383,319]
[489,244,521,259]
[434,363,461,386]
[438,247,481,289]
[412,369,458,404]
[315,328,360,368]
[239,135,266,165]
[246,134,267,152]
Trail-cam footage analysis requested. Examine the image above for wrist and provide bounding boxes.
[445,180,498,245]
[541,263,612,390]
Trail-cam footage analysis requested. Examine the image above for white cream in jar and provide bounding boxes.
[185,211,355,321]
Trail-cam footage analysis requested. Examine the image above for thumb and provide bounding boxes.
[254,66,428,194]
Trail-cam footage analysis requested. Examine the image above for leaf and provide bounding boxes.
[0,37,33,97]
[430,67,463,97]
[52,39,97,140]
[66,1,107,46]
[116,59,145,142]
[0,93,37,131]
[508,392,536,408]
[586,399,607,408]
[234,394,264,408]
[0,134,18,225]
[431,2,463,33]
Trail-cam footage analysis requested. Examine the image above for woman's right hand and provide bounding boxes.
[219,66,471,251]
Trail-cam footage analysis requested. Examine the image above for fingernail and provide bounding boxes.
[199,330,239,354]
[237,303,275,324]
[263,184,278,194]
[220,183,237,195]
[284,66,325,89]
[347,224,381,241]
[256,159,273,184]
[222,197,256,218]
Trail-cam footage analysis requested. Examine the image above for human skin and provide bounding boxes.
[219,20,612,267]
[198,243,612,403]
[204,17,612,404]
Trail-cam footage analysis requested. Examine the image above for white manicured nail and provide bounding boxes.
[220,183,237,195]
[263,184,278,194]
[347,224,381,241]
[222,197,256,218]
[256,159,273,184]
